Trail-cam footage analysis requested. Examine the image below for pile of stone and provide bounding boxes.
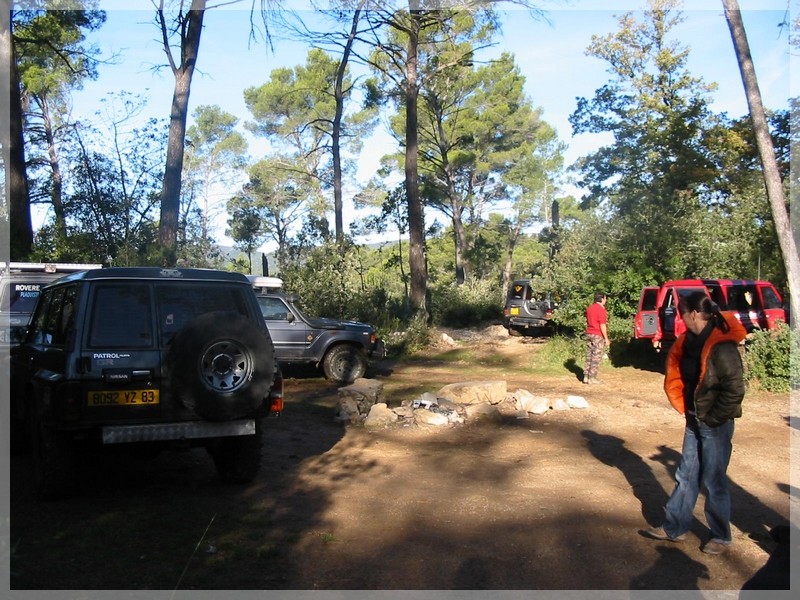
[334,379,590,429]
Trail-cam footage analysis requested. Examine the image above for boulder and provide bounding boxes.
[414,408,450,427]
[364,403,398,428]
[437,381,507,406]
[514,389,551,415]
[338,378,384,416]
[464,402,501,421]
[334,397,362,424]
[552,397,570,411]
[567,395,589,409]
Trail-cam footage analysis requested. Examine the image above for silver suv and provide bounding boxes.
[1,262,101,356]
[10,267,283,499]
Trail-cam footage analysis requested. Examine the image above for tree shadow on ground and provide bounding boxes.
[647,443,790,551]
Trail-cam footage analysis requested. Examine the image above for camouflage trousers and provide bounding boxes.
[584,334,606,380]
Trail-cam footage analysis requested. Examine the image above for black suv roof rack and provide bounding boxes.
[49,267,252,283]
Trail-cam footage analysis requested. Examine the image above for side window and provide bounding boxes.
[29,289,54,345]
[662,288,676,309]
[641,289,658,311]
[728,285,760,311]
[706,286,725,308]
[55,286,78,346]
[761,287,782,309]
[88,284,153,348]
[44,285,78,346]
[258,297,291,321]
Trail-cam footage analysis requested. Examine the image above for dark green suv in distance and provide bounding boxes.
[10,267,283,499]
[502,279,557,337]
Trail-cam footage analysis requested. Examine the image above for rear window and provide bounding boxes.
[156,282,252,344]
[88,284,153,348]
[1,281,43,314]
[509,282,532,301]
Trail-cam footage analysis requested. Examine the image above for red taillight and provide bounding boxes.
[545,309,553,318]
[269,373,284,414]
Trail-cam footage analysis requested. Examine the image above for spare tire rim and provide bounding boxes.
[200,340,252,392]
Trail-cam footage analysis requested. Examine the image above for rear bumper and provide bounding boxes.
[506,317,550,328]
[101,419,255,444]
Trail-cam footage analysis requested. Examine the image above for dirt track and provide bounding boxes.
[9,327,794,591]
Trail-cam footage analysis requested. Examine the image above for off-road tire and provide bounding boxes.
[322,345,367,384]
[168,312,275,421]
[208,418,264,483]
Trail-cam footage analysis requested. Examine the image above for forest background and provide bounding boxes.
[1,0,796,387]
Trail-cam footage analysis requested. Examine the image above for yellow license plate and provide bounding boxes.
[510,307,520,315]
[88,389,160,406]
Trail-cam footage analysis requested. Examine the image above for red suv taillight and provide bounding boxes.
[269,373,284,415]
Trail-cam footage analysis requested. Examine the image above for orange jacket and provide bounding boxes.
[664,312,746,425]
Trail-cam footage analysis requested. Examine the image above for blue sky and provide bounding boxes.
[64,0,794,246]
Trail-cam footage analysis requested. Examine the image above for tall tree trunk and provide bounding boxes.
[501,220,523,302]
[1,9,32,260]
[157,0,205,266]
[36,94,67,241]
[722,0,800,326]
[332,5,363,250]
[406,6,428,317]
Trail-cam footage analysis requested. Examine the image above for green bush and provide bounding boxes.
[744,324,798,393]
[429,278,503,328]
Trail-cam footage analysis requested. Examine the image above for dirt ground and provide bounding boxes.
[8,325,795,592]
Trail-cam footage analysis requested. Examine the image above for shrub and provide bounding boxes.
[743,323,798,392]
[429,278,503,328]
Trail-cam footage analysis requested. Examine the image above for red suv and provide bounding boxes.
[634,279,786,346]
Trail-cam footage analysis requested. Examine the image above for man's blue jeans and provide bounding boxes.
[663,418,735,543]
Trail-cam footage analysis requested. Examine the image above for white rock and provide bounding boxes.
[552,397,570,411]
[567,395,589,409]
[414,408,450,427]
[364,403,398,428]
[514,389,551,415]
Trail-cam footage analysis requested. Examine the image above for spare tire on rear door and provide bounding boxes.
[167,311,275,421]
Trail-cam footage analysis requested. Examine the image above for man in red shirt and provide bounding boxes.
[584,292,610,384]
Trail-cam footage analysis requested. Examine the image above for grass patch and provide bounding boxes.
[528,335,585,376]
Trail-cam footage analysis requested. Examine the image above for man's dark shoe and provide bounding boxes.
[642,526,686,542]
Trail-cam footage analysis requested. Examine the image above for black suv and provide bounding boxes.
[249,276,386,384]
[502,279,556,336]
[9,267,283,499]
